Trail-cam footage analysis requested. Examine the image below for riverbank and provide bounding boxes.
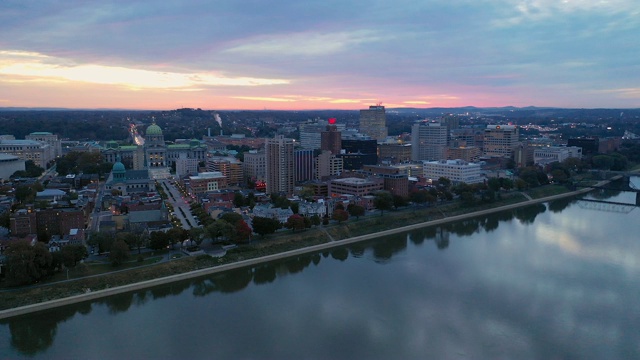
[0,185,597,320]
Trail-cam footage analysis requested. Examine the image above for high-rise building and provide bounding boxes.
[207,156,244,186]
[411,122,448,161]
[483,125,519,158]
[379,143,412,163]
[359,105,387,141]
[265,135,295,195]
[243,150,266,183]
[300,119,346,150]
[321,125,342,155]
[315,150,343,180]
[340,138,378,170]
[294,149,315,182]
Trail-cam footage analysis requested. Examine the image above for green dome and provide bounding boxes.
[189,138,201,147]
[112,161,126,173]
[146,123,163,136]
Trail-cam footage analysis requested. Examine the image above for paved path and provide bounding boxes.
[0,185,599,320]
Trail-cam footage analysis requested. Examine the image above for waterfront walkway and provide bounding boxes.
[0,185,597,320]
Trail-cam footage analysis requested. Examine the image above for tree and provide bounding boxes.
[166,227,186,249]
[234,219,252,243]
[459,192,475,206]
[60,245,88,268]
[310,214,321,227]
[206,220,234,242]
[251,216,281,238]
[219,212,243,226]
[4,241,53,286]
[233,192,245,207]
[373,191,394,216]
[0,210,9,228]
[437,177,452,190]
[88,231,115,253]
[410,190,428,205]
[285,214,306,232]
[331,209,349,223]
[15,185,37,203]
[487,178,502,192]
[189,227,206,245]
[500,178,514,191]
[109,240,130,266]
[347,204,365,220]
[392,195,408,209]
[551,169,569,183]
[148,231,170,250]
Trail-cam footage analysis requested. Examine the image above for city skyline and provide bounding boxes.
[1,1,639,110]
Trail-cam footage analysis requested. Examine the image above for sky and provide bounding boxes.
[0,0,638,110]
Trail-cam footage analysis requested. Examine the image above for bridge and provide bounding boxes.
[574,173,640,209]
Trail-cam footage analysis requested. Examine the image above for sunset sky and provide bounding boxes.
[1,0,638,110]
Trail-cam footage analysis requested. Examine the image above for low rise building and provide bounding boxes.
[534,146,582,165]
[422,159,483,184]
[328,177,384,197]
[188,172,228,196]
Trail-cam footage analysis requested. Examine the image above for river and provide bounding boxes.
[1,182,640,359]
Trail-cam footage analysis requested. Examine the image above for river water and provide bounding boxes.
[1,184,640,359]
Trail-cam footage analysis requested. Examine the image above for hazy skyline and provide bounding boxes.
[1,0,638,110]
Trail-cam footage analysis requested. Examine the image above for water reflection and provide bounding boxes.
[3,302,91,356]
[2,189,639,358]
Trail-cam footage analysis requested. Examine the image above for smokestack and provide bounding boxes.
[208,128,211,137]
[220,130,223,136]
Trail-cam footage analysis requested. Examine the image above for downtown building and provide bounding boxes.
[411,122,449,161]
[422,160,483,184]
[359,105,388,142]
[483,125,519,158]
[265,135,295,195]
[207,156,244,186]
[0,136,55,168]
[25,132,62,158]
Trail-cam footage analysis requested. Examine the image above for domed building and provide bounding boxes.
[105,158,154,196]
[145,122,167,169]
[102,121,207,179]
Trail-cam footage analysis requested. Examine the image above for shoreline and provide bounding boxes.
[0,186,595,320]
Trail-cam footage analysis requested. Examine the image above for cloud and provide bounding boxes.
[590,88,640,99]
[232,96,296,102]
[223,30,388,56]
[0,51,289,89]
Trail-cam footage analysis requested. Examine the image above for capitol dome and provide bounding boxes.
[112,161,126,173]
[146,123,163,136]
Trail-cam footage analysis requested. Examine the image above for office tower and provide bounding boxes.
[320,124,342,155]
[378,143,412,163]
[359,105,387,141]
[483,125,519,158]
[567,137,599,156]
[411,122,448,161]
[340,138,378,170]
[207,156,244,186]
[243,150,266,183]
[300,119,345,150]
[294,149,315,182]
[315,150,343,180]
[265,135,295,195]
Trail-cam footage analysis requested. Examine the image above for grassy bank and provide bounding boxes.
[0,187,569,312]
